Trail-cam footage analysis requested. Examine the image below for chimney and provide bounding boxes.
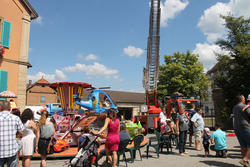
[28,80,32,87]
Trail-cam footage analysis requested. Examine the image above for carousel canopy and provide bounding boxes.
[50,82,92,112]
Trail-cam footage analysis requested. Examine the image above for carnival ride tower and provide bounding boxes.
[143,0,161,114]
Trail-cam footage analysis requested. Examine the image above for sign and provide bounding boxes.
[140,104,148,113]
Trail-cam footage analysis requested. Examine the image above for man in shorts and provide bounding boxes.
[233,95,250,167]
[191,108,204,150]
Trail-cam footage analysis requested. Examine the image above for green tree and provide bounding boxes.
[157,50,210,103]
[214,15,250,117]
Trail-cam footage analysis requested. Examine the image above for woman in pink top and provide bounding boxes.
[94,108,120,167]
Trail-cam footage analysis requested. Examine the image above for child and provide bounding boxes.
[203,127,211,157]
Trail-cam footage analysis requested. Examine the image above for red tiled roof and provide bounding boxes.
[36,76,50,84]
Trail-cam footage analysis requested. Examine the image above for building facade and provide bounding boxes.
[0,0,38,111]
[26,77,58,106]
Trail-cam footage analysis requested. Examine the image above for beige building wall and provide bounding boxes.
[0,0,37,111]
[27,86,58,106]
[17,14,31,111]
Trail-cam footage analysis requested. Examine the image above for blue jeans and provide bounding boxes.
[0,155,17,167]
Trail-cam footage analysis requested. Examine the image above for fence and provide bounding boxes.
[203,108,215,129]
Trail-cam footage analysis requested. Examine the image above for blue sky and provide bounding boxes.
[27,0,250,92]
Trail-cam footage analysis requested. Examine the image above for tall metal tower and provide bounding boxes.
[143,0,161,111]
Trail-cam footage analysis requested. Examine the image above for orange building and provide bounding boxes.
[26,77,58,106]
[0,0,38,111]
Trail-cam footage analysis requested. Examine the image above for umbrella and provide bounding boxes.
[0,90,17,98]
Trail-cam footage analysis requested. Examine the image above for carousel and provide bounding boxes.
[33,82,117,158]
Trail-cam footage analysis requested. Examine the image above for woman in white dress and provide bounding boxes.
[20,108,38,167]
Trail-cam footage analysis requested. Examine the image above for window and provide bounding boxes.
[0,18,11,48]
[41,95,45,102]
[0,70,8,100]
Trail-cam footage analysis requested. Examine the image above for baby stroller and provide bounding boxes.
[69,135,99,167]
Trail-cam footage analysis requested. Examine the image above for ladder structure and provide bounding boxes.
[143,0,161,111]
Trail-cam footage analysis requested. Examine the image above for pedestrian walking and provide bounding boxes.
[191,108,204,150]
[20,108,38,167]
[0,101,24,167]
[176,105,189,156]
[232,95,250,167]
[35,110,55,167]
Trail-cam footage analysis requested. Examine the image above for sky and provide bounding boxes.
[27,0,250,92]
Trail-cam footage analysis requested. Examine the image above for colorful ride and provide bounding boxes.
[49,82,95,147]
[48,82,117,150]
[74,87,117,114]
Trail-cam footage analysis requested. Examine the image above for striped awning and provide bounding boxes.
[50,82,91,113]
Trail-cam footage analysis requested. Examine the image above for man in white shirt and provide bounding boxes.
[191,108,204,150]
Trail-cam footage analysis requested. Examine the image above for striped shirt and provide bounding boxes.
[0,111,24,158]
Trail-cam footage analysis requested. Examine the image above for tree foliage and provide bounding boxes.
[157,50,210,102]
[214,15,250,116]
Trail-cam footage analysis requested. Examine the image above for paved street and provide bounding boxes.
[26,133,243,167]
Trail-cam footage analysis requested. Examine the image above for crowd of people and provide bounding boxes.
[159,103,228,158]
[0,101,55,167]
[0,93,249,167]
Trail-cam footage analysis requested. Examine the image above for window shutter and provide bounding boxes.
[0,70,8,100]
[1,20,11,48]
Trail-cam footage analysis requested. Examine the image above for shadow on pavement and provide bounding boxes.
[189,154,206,158]
[200,160,239,167]
[185,147,198,150]
[227,153,242,159]
[227,149,241,152]
[234,145,241,148]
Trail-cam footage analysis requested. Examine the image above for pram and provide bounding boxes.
[69,135,99,167]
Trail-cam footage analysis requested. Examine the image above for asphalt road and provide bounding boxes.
[24,133,243,167]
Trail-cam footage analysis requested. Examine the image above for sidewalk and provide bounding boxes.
[28,134,243,167]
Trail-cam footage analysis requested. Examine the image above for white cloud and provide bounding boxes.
[230,0,250,18]
[85,54,99,61]
[27,70,67,83]
[64,62,120,79]
[193,43,227,71]
[195,0,250,71]
[160,0,189,27]
[198,0,250,43]
[33,16,43,25]
[198,3,231,43]
[77,53,99,61]
[123,45,144,58]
